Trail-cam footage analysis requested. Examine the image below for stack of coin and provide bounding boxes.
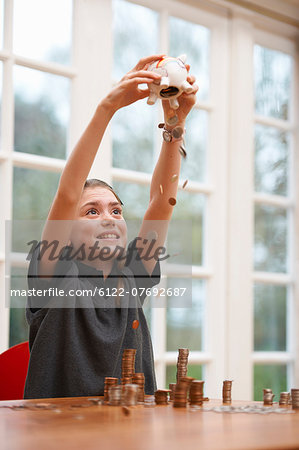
[173,379,189,408]
[263,392,275,406]
[104,377,118,402]
[108,385,122,406]
[121,348,136,382]
[122,384,139,406]
[169,383,176,401]
[176,348,189,383]
[291,389,299,409]
[222,380,233,404]
[154,389,171,405]
[189,380,205,406]
[132,373,145,403]
[279,392,291,406]
[180,376,195,401]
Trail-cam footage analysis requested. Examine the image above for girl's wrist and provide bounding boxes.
[98,98,118,118]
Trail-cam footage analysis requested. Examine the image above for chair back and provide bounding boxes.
[0,341,30,400]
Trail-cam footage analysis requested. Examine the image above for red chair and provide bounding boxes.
[0,341,30,400]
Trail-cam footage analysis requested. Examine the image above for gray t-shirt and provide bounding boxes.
[24,238,160,399]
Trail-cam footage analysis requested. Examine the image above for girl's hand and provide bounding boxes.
[102,54,164,114]
[162,73,198,126]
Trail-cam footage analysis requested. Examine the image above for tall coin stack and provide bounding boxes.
[132,373,145,403]
[155,389,170,405]
[176,348,189,383]
[189,380,205,406]
[104,377,118,402]
[222,380,233,404]
[291,388,299,409]
[279,392,291,406]
[173,379,189,408]
[121,348,136,385]
[169,383,176,401]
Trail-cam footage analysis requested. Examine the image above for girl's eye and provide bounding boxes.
[86,208,98,215]
[112,209,122,215]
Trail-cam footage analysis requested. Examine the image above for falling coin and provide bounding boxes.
[168,197,176,206]
[122,406,131,416]
[146,230,158,241]
[171,174,178,183]
[179,146,187,158]
[132,320,139,330]
[159,184,163,194]
[182,180,188,189]
[166,114,178,126]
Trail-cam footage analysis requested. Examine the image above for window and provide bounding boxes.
[0,0,298,401]
[253,42,295,400]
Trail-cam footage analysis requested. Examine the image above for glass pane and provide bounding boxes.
[113,0,159,80]
[254,364,287,401]
[254,204,288,273]
[13,0,72,64]
[254,45,293,121]
[9,267,29,346]
[112,100,157,173]
[255,124,289,196]
[13,167,60,221]
[181,109,207,183]
[111,181,149,222]
[166,364,203,388]
[167,279,205,351]
[169,16,210,101]
[254,284,287,351]
[14,66,70,159]
[172,191,205,266]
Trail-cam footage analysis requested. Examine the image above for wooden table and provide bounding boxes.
[1,397,299,450]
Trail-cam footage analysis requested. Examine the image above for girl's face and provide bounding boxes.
[70,186,127,262]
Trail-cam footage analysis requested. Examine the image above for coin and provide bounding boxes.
[166,114,178,126]
[168,197,176,206]
[132,320,139,330]
[122,406,131,416]
[171,174,178,183]
[182,180,188,189]
[146,230,158,241]
[179,145,187,158]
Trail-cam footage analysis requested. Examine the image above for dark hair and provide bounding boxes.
[83,179,123,206]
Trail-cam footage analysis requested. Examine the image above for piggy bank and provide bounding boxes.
[147,54,193,109]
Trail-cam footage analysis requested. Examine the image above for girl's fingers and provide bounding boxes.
[125,70,161,81]
[133,54,165,71]
[124,77,159,86]
[187,74,196,84]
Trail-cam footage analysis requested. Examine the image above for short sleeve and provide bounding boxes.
[125,238,161,304]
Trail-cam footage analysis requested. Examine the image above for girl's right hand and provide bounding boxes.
[101,54,164,114]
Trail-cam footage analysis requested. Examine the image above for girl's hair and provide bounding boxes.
[83,179,123,206]
[84,178,125,307]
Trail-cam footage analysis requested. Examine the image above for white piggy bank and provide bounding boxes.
[147,54,193,109]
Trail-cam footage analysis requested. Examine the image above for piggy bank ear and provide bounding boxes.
[177,54,187,63]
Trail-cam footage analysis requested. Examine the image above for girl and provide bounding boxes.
[24,55,198,399]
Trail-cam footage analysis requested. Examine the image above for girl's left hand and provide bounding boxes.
[102,55,164,114]
[162,73,198,126]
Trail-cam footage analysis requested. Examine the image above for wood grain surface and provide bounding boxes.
[1,397,299,450]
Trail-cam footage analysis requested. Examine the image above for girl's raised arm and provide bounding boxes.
[38,55,163,278]
[136,74,198,275]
